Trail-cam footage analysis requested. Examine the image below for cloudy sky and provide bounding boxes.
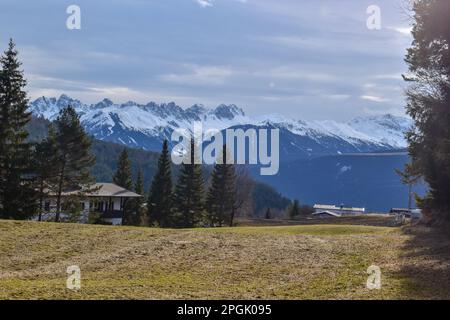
[0,0,413,120]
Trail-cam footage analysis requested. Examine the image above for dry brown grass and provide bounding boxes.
[235,215,397,227]
[0,219,449,300]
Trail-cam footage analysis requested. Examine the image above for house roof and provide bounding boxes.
[390,208,412,212]
[313,204,365,212]
[58,183,142,198]
[88,183,142,198]
[312,210,342,217]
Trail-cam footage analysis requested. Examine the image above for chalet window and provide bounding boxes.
[96,201,104,212]
[44,201,50,211]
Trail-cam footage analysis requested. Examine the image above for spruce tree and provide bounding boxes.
[52,106,95,222]
[113,148,133,224]
[206,144,236,227]
[113,148,133,190]
[0,39,37,219]
[173,138,205,228]
[404,0,450,219]
[135,168,144,195]
[34,127,58,221]
[133,167,145,226]
[148,140,173,227]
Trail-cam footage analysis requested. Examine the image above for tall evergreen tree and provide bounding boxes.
[133,167,145,226]
[113,148,133,224]
[206,144,236,227]
[135,167,144,195]
[148,140,173,227]
[52,106,95,222]
[173,138,205,228]
[34,128,58,221]
[404,0,450,219]
[0,39,37,219]
[113,148,133,190]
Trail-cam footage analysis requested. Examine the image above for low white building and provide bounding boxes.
[313,204,365,217]
[40,183,142,225]
[390,208,422,220]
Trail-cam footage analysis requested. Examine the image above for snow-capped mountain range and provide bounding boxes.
[29,94,411,161]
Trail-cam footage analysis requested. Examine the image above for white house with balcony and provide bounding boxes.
[40,183,142,225]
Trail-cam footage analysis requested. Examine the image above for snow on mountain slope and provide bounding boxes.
[260,117,380,146]
[348,114,412,149]
[29,95,411,157]
[255,113,411,149]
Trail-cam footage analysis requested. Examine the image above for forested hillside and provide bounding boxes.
[26,116,292,217]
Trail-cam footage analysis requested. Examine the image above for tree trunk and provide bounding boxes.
[408,184,412,210]
[229,207,235,227]
[38,179,44,222]
[55,164,65,222]
[122,198,129,226]
[219,203,224,227]
[55,177,63,222]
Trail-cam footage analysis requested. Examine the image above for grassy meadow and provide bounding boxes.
[0,219,449,300]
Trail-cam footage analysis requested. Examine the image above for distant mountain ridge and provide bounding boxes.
[25,115,291,218]
[29,94,412,160]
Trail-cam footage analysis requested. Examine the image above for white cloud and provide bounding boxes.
[27,73,141,101]
[254,28,409,59]
[259,66,337,83]
[326,94,351,100]
[161,65,235,85]
[196,0,213,8]
[12,0,408,121]
[361,95,388,103]
[257,35,325,50]
[195,0,246,8]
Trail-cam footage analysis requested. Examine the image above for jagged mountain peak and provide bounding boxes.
[350,113,405,124]
[121,100,139,107]
[93,98,114,109]
[186,104,207,114]
[57,94,82,107]
[212,104,245,119]
[28,94,411,157]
